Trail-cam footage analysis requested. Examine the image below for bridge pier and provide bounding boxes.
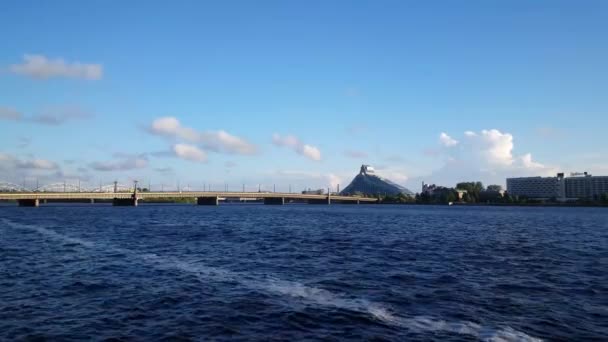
[112,197,138,206]
[197,196,219,206]
[18,199,39,207]
[307,197,331,205]
[90,198,95,204]
[264,197,285,205]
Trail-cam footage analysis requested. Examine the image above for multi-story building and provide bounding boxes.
[565,173,608,199]
[506,173,565,199]
[507,172,608,199]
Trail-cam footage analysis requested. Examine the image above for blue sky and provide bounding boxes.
[1,1,607,192]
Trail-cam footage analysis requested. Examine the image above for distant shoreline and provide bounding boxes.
[380,201,608,208]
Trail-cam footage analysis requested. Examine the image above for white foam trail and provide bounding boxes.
[2,219,542,342]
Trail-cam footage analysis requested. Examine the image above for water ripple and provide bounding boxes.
[2,205,606,340]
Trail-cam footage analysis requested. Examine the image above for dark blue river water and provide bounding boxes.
[1,204,606,341]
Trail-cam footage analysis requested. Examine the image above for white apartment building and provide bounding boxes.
[507,172,608,199]
[506,174,565,199]
[565,173,608,199]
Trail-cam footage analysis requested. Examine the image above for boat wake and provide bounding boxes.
[1,218,542,342]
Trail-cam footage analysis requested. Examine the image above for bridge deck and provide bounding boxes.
[0,191,377,202]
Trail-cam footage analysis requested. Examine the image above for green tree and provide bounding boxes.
[487,184,502,192]
[446,191,456,203]
[457,182,484,202]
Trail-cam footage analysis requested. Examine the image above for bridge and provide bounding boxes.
[0,191,378,207]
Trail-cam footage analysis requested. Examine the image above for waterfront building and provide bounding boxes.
[565,173,608,199]
[506,174,565,199]
[340,165,414,196]
[506,172,608,199]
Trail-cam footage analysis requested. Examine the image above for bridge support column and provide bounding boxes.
[18,199,39,207]
[90,198,95,204]
[197,196,219,206]
[112,197,138,206]
[264,197,285,205]
[307,196,331,205]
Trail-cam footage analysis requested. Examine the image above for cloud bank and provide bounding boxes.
[149,116,257,157]
[172,143,207,162]
[424,129,557,187]
[0,152,70,186]
[439,132,459,147]
[272,133,321,161]
[9,54,103,80]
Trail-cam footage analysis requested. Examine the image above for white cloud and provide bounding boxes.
[441,129,515,166]
[375,167,409,184]
[0,152,64,186]
[439,132,459,147]
[326,173,342,189]
[9,54,103,80]
[89,154,148,171]
[0,107,22,120]
[519,153,546,170]
[150,117,183,137]
[172,143,207,162]
[272,133,322,161]
[17,159,59,170]
[424,129,558,187]
[0,152,59,170]
[201,130,257,155]
[148,116,257,155]
[301,145,322,161]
